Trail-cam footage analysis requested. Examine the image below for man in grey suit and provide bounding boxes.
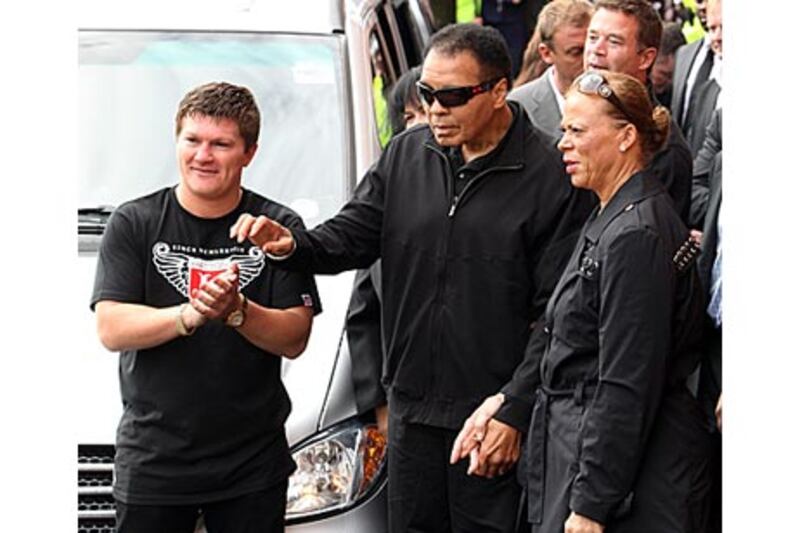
[508,0,594,139]
[671,1,715,136]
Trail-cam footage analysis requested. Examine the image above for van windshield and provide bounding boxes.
[79,31,348,231]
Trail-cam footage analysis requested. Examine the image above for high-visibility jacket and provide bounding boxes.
[681,0,706,43]
[456,0,481,23]
[372,74,392,148]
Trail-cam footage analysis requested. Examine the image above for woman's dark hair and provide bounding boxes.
[388,66,422,135]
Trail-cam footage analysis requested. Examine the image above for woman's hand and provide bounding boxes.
[450,393,505,464]
[564,511,604,533]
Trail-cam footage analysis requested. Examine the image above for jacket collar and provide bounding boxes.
[584,170,663,244]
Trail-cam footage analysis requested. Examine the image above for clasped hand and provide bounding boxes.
[449,393,521,478]
[188,263,240,323]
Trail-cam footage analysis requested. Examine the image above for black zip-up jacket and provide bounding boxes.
[279,102,595,430]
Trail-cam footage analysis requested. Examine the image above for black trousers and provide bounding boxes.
[388,413,522,533]
[116,481,287,533]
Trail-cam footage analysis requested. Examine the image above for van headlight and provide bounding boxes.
[286,417,387,521]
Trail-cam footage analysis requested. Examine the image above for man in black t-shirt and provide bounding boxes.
[90,82,320,533]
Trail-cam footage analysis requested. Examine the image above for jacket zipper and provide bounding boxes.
[447,162,522,217]
[424,141,523,218]
[424,142,523,400]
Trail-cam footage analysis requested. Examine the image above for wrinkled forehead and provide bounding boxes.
[421,49,483,87]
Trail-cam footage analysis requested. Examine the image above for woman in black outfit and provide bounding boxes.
[453,70,712,533]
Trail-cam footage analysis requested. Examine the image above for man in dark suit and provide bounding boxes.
[684,0,722,157]
[584,0,693,224]
[671,37,708,131]
[690,108,721,229]
[693,107,722,533]
[694,110,722,404]
[671,0,718,141]
[508,0,594,139]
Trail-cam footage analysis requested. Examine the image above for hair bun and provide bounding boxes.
[647,105,671,155]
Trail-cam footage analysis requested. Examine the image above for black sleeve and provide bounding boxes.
[281,157,387,274]
[267,213,322,314]
[690,108,722,229]
[494,321,548,430]
[495,186,596,432]
[90,205,145,310]
[569,228,674,524]
[346,262,387,413]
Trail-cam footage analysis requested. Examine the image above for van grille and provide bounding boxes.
[78,445,115,532]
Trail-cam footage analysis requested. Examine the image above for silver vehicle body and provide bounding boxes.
[77,1,434,531]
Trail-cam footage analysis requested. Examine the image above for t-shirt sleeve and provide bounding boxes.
[90,205,146,311]
[267,212,322,315]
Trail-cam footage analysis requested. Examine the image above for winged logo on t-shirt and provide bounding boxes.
[151,242,266,297]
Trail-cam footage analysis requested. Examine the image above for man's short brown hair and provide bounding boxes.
[595,0,663,52]
[175,82,260,150]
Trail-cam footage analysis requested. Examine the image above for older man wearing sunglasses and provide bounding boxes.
[231,23,594,532]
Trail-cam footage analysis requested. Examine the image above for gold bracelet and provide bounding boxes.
[176,304,196,336]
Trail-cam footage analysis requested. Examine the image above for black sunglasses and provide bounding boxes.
[576,71,637,124]
[416,77,504,108]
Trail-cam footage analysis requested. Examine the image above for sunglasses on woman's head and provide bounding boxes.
[416,77,504,108]
[576,71,637,124]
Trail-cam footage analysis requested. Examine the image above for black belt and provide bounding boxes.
[525,380,690,524]
[526,381,595,524]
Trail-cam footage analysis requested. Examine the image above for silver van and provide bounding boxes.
[77,1,434,531]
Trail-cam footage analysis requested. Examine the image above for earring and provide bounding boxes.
[619,145,626,152]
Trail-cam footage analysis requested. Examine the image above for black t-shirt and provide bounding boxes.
[90,187,321,505]
[446,104,520,198]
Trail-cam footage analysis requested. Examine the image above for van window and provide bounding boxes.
[390,0,427,66]
[376,4,408,75]
[79,31,349,244]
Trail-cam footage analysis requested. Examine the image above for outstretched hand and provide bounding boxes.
[230,213,295,256]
